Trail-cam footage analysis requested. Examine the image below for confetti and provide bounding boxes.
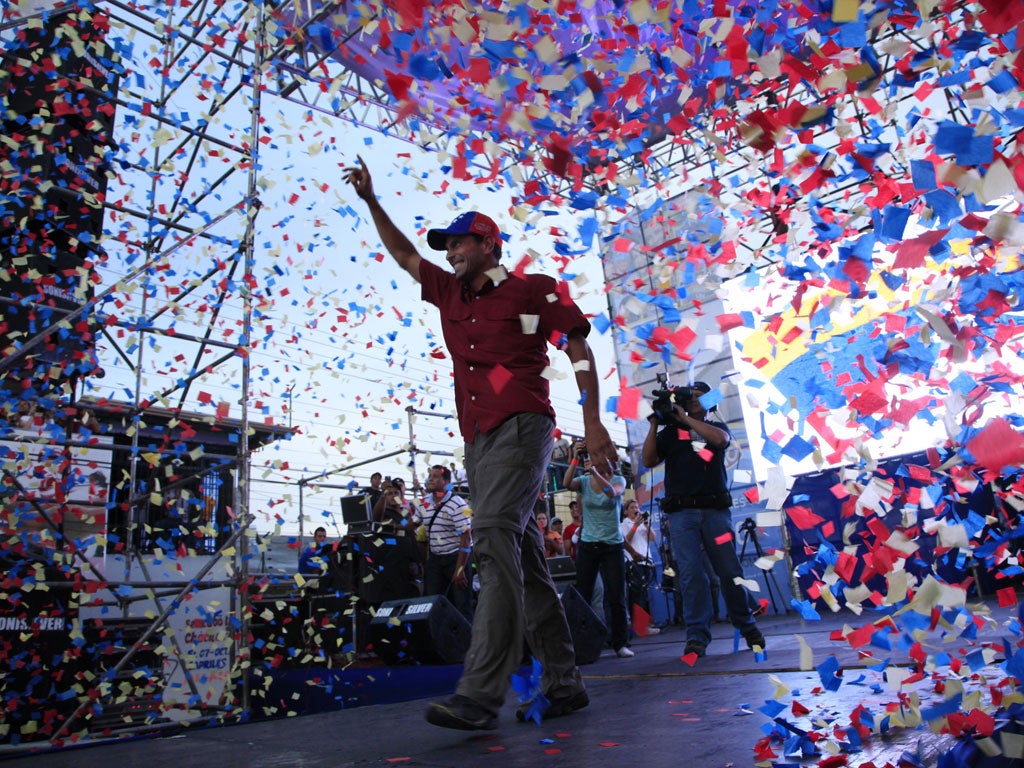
[2,0,1024,757]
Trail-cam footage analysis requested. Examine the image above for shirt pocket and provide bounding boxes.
[479,294,528,322]
[476,295,538,342]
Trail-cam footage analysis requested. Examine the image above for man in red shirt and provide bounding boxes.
[561,499,582,561]
[345,157,618,730]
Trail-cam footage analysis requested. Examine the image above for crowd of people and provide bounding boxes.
[297,439,759,646]
[297,465,475,620]
[335,157,762,732]
[295,393,767,719]
[297,408,766,686]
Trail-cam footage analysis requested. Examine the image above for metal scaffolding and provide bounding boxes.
[0,0,272,749]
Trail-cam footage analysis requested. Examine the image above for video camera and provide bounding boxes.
[651,374,709,423]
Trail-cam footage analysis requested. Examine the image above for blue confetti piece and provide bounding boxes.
[921,692,963,723]
[817,655,843,692]
[791,598,821,621]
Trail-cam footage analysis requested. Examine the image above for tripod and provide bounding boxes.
[737,518,786,614]
[653,498,684,625]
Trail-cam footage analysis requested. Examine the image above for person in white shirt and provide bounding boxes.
[449,462,469,493]
[620,499,658,628]
[549,429,572,490]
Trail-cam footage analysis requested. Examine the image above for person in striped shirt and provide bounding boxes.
[420,464,473,620]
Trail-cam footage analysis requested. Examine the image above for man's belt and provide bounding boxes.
[660,492,732,512]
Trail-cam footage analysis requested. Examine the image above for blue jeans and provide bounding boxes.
[575,541,628,650]
[665,507,756,646]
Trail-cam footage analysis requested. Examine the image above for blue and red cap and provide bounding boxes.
[426,211,502,251]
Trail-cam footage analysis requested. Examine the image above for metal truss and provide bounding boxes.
[259,0,995,275]
[0,0,273,750]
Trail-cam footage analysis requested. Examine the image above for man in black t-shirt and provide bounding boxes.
[641,381,764,660]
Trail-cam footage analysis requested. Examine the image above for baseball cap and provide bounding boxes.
[426,211,502,251]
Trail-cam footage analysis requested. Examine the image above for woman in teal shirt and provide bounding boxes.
[562,440,632,658]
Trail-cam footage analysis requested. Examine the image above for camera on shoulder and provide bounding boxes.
[650,375,710,424]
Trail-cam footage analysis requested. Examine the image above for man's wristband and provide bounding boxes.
[569,459,578,467]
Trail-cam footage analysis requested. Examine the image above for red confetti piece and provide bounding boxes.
[631,604,654,636]
[966,417,1024,474]
[487,364,513,394]
[786,505,826,530]
[616,383,641,420]
[669,326,697,355]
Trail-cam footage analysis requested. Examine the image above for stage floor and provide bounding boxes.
[14,604,1005,767]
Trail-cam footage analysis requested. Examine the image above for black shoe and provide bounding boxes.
[516,689,589,723]
[742,626,766,650]
[426,694,498,731]
[683,640,707,658]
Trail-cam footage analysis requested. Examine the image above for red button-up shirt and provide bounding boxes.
[419,260,591,443]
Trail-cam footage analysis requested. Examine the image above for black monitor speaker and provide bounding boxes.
[560,586,608,665]
[369,594,471,665]
[340,494,371,527]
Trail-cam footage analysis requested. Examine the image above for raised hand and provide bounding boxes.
[582,423,617,476]
[342,155,374,201]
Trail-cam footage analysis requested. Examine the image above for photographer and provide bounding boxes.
[620,499,657,629]
[564,439,633,658]
[641,381,764,659]
[373,476,417,531]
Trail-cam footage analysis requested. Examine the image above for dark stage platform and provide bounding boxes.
[13,603,1007,768]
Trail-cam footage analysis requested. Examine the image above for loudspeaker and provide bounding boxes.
[1,6,121,134]
[369,594,471,665]
[307,594,370,657]
[2,121,109,257]
[249,598,308,667]
[0,569,78,743]
[547,555,576,593]
[0,7,119,393]
[560,586,607,665]
[0,7,120,270]
[348,531,423,605]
